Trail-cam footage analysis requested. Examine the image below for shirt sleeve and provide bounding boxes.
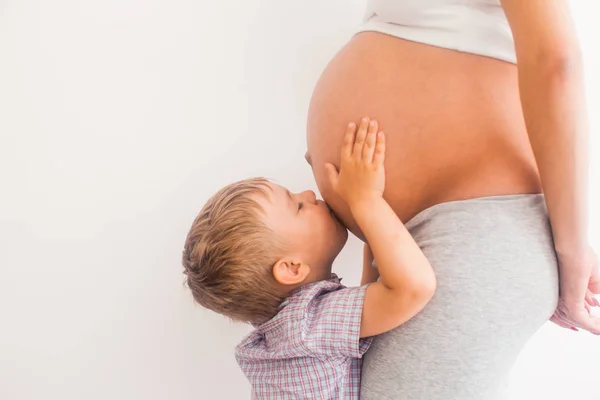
[300,284,373,359]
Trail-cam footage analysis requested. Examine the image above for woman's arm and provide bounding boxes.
[501,0,600,333]
[361,243,380,286]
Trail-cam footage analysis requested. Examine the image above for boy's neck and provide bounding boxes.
[283,272,339,296]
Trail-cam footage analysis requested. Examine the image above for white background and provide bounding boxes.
[0,1,598,399]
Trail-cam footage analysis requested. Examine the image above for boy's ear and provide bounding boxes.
[273,258,310,286]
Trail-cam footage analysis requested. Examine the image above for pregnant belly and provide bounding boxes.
[306,32,541,240]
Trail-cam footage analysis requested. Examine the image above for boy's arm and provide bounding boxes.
[354,198,435,338]
[361,243,379,285]
[325,118,436,340]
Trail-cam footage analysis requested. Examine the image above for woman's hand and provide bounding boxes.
[550,246,600,334]
[589,255,600,294]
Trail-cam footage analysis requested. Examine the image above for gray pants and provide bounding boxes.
[361,194,559,400]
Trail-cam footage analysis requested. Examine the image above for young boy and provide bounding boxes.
[181,117,436,399]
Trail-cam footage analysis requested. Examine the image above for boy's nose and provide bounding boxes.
[300,190,317,204]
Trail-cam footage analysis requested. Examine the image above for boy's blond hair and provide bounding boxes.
[182,177,286,324]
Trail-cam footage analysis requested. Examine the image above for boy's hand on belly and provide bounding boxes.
[324,117,385,209]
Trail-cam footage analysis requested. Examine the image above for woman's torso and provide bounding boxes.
[306,31,541,240]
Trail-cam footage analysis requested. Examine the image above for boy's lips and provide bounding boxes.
[327,204,342,223]
[325,203,334,215]
[320,201,342,224]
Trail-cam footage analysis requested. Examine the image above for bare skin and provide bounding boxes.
[306,32,541,240]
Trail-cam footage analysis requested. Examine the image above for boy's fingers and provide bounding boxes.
[373,131,386,166]
[324,163,339,188]
[352,117,370,159]
[342,122,356,160]
[362,120,378,162]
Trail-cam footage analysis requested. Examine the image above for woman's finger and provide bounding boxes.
[550,313,577,331]
[562,303,600,335]
[576,314,600,335]
[585,289,599,308]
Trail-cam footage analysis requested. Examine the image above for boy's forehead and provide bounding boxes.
[255,182,286,206]
[269,183,289,203]
[254,183,291,224]
[263,182,282,195]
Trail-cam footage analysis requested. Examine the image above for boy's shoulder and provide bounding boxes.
[250,273,350,330]
[235,275,372,399]
[283,273,347,308]
[235,274,370,361]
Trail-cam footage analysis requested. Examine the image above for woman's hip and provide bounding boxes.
[361,194,559,400]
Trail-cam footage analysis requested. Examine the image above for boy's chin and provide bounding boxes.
[327,205,345,225]
[339,226,349,243]
[334,231,349,255]
[331,214,348,233]
[341,229,349,243]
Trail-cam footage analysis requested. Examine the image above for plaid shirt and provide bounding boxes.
[235,274,372,400]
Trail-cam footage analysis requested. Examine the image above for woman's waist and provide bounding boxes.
[308,125,543,236]
[314,157,542,242]
[307,116,542,234]
[376,158,542,228]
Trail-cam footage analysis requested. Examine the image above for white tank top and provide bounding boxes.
[357,0,516,64]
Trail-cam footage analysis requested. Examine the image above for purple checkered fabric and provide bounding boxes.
[235,274,372,400]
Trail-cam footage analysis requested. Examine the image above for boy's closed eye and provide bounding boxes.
[287,190,304,213]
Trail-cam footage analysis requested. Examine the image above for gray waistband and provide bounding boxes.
[405,193,546,232]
